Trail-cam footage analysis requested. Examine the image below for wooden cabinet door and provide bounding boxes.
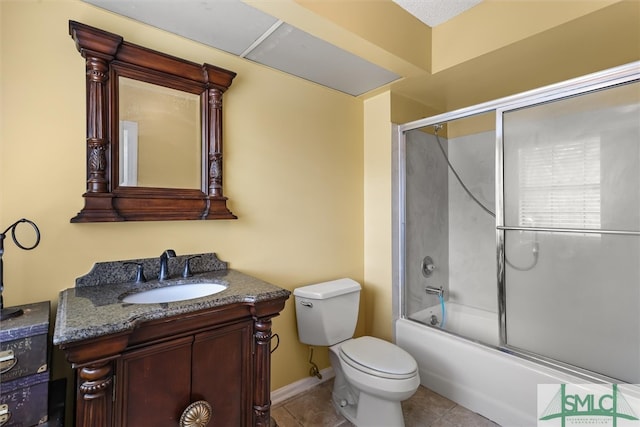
[191,321,252,426]
[117,336,193,426]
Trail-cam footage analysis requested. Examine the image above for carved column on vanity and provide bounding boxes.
[76,360,115,427]
[252,315,274,427]
[60,333,129,427]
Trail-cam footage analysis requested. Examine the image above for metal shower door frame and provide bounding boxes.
[396,62,640,375]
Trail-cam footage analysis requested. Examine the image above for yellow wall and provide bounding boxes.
[0,0,363,392]
[432,0,619,73]
[363,92,394,340]
[391,1,639,112]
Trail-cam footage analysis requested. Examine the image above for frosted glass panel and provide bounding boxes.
[503,81,640,231]
[504,230,640,382]
[503,81,640,381]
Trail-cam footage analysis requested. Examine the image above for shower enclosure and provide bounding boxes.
[395,61,640,392]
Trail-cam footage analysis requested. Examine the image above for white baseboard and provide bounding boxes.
[271,367,334,406]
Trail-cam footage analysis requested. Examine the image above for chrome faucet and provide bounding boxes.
[158,249,176,280]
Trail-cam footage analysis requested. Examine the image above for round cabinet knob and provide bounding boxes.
[179,400,212,427]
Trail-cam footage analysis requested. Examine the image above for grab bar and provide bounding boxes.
[497,226,640,236]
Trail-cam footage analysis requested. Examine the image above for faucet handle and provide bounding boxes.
[421,256,435,277]
[182,256,201,278]
[124,262,146,284]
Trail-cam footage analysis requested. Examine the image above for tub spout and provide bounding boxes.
[425,286,444,298]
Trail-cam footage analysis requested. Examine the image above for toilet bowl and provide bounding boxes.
[329,337,420,426]
[339,336,419,399]
[293,279,420,427]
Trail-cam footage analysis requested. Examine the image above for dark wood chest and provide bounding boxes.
[0,301,50,426]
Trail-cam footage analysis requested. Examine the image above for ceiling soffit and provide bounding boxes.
[82,0,638,111]
[83,0,401,97]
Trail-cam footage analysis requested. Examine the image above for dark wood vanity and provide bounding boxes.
[53,258,290,427]
[59,297,286,427]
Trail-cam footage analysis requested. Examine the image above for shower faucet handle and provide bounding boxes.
[421,256,435,277]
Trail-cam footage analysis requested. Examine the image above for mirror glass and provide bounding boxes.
[118,77,201,189]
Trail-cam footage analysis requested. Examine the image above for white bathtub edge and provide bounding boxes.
[395,318,593,427]
[418,363,530,426]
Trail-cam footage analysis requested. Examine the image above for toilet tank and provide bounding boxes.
[293,278,361,346]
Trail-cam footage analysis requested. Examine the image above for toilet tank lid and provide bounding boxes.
[293,278,361,299]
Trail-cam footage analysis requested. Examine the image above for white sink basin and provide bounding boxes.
[122,282,227,304]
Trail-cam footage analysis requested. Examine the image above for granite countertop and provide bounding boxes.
[53,268,291,346]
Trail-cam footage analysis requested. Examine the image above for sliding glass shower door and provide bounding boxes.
[499,80,640,383]
[398,62,640,384]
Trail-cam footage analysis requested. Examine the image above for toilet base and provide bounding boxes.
[329,342,414,427]
[332,388,406,427]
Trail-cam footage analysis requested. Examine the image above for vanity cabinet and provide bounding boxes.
[59,297,287,427]
[116,320,251,426]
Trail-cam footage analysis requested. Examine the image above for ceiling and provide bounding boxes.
[82,0,478,97]
[392,0,482,27]
[82,1,639,113]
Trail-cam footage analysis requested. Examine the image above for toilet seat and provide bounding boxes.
[339,336,418,380]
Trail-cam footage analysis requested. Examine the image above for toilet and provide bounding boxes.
[294,278,420,427]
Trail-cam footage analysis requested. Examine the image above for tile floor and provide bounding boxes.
[271,379,500,427]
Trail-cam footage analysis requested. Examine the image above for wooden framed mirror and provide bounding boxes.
[69,21,237,222]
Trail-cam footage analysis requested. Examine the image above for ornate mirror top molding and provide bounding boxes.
[69,20,237,222]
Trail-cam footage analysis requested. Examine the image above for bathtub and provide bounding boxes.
[396,302,619,426]
[408,301,499,346]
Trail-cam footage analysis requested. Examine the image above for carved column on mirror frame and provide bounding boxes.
[69,21,124,222]
[86,56,110,194]
[252,316,273,427]
[76,360,114,427]
[207,88,224,198]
